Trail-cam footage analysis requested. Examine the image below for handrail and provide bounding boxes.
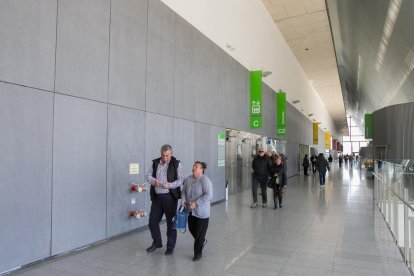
[373,171,414,213]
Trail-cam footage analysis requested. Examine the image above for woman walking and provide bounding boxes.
[181,161,213,261]
[271,155,286,209]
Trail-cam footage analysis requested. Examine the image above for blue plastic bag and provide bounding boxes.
[173,205,188,233]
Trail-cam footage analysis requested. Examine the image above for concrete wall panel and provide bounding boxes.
[146,0,175,116]
[193,32,212,124]
[55,0,110,102]
[224,59,240,129]
[173,16,195,121]
[211,45,227,127]
[107,106,147,237]
[0,83,53,272]
[108,0,147,110]
[0,0,57,91]
[173,118,195,178]
[52,94,107,255]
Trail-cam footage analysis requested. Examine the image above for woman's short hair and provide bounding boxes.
[194,161,207,172]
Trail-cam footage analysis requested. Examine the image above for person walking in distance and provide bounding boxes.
[251,147,273,208]
[145,145,184,256]
[316,153,330,189]
[310,154,317,174]
[181,161,213,261]
[302,154,310,176]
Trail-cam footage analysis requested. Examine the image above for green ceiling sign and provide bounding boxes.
[277,91,286,136]
[250,71,262,129]
[365,114,373,139]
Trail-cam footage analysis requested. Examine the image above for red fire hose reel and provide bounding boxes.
[129,210,146,219]
[130,183,146,192]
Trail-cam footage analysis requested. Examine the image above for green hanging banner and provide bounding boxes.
[276,90,286,136]
[365,114,373,139]
[250,71,262,129]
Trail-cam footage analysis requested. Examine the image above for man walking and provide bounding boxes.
[251,147,273,208]
[316,153,330,188]
[145,145,184,255]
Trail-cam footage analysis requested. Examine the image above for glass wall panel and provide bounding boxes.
[343,142,352,154]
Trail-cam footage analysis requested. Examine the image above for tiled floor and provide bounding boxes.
[10,163,411,275]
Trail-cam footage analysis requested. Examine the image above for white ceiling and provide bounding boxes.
[262,0,348,134]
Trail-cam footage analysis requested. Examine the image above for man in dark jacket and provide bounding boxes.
[316,153,330,188]
[145,145,184,256]
[251,147,273,208]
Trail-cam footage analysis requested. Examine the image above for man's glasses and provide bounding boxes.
[259,151,264,153]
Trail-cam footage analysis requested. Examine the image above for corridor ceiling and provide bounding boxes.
[263,0,414,135]
[326,0,414,131]
[262,0,347,134]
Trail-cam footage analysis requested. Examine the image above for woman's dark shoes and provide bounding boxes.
[146,244,162,253]
[193,254,202,261]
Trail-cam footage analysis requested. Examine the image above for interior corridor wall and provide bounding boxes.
[0,0,314,272]
[373,102,414,161]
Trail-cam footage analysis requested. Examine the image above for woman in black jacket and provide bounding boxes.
[271,155,287,209]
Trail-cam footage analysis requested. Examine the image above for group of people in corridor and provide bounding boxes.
[251,148,287,209]
[144,144,349,262]
[302,153,330,188]
[144,144,213,262]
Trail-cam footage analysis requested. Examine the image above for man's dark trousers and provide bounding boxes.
[252,176,267,203]
[148,193,178,250]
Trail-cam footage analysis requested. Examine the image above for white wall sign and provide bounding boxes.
[129,163,139,175]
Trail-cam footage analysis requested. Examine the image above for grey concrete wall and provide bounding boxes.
[0,83,54,273]
[146,0,175,116]
[107,106,147,237]
[55,0,110,102]
[109,0,148,110]
[52,95,108,255]
[0,0,57,91]
[0,0,315,272]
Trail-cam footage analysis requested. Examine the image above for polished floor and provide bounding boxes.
[11,163,411,276]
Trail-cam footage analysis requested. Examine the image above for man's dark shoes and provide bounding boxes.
[165,248,174,256]
[146,244,162,253]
